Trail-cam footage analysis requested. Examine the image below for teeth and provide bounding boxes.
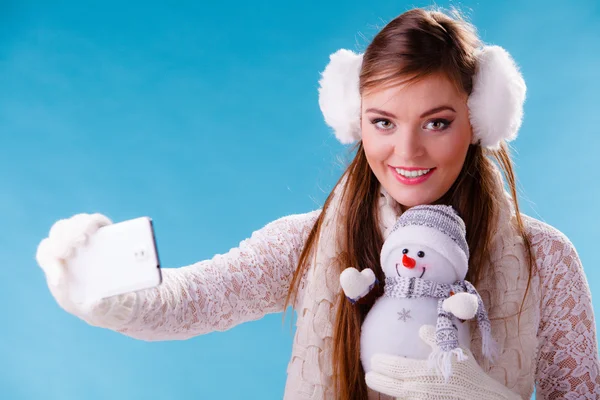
[395,168,431,178]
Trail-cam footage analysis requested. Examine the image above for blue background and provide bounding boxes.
[1,0,599,398]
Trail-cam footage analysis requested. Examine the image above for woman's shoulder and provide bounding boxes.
[520,213,577,253]
[519,213,582,281]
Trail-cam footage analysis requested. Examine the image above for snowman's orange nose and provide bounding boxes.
[402,254,416,269]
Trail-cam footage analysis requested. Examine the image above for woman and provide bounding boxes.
[36,8,599,399]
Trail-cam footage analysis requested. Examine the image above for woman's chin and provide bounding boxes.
[381,178,445,208]
[391,194,436,210]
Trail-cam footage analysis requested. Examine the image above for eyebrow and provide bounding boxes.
[365,105,457,119]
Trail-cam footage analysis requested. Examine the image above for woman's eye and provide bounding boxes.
[424,118,452,131]
[371,118,395,131]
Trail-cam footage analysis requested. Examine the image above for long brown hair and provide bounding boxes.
[284,8,534,399]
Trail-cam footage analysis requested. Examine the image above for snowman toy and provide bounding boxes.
[340,205,497,380]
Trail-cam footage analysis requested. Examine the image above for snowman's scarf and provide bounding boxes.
[383,276,498,380]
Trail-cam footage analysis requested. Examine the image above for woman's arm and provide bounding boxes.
[532,222,600,398]
[50,210,321,341]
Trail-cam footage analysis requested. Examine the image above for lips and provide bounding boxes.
[390,166,436,185]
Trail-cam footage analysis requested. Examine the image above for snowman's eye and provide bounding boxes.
[417,251,425,258]
[402,248,408,254]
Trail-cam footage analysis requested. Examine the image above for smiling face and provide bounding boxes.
[361,73,473,209]
[382,243,460,284]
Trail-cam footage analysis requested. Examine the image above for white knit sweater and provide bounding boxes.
[79,209,600,399]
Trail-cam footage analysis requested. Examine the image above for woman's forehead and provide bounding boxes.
[362,74,467,115]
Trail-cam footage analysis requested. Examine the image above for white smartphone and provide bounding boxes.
[67,216,162,304]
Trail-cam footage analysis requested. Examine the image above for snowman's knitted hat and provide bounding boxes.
[380,205,470,279]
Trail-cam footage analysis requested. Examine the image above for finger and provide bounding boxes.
[36,237,54,269]
[48,218,78,260]
[365,371,405,397]
[48,214,108,260]
[88,213,112,230]
[41,258,66,287]
[53,237,77,260]
[45,260,66,287]
[48,218,69,239]
[69,215,91,249]
[370,353,433,380]
[72,214,102,247]
[72,213,112,251]
[418,325,438,349]
[69,213,99,247]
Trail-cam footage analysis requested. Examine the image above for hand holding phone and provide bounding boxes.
[36,214,162,309]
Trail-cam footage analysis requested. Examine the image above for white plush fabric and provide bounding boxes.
[468,46,526,150]
[442,292,479,320]
[317,49,363,144]
[339,267,376,301]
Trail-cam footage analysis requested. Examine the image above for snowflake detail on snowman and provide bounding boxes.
[397,308,412,322]
[339,204,498,381]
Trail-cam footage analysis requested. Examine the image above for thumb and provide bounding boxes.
[418,324,438,349]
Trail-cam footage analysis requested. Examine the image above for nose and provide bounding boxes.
[402,254,416,269]
[395,127,424,158]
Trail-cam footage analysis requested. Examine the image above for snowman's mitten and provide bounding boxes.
[339,267,377,303]
[36,213,131,327]
[442,292,479,320]
[365,325,521,400]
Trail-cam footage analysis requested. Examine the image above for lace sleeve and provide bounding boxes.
[529,220,600,398]
[82,210,321,341]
